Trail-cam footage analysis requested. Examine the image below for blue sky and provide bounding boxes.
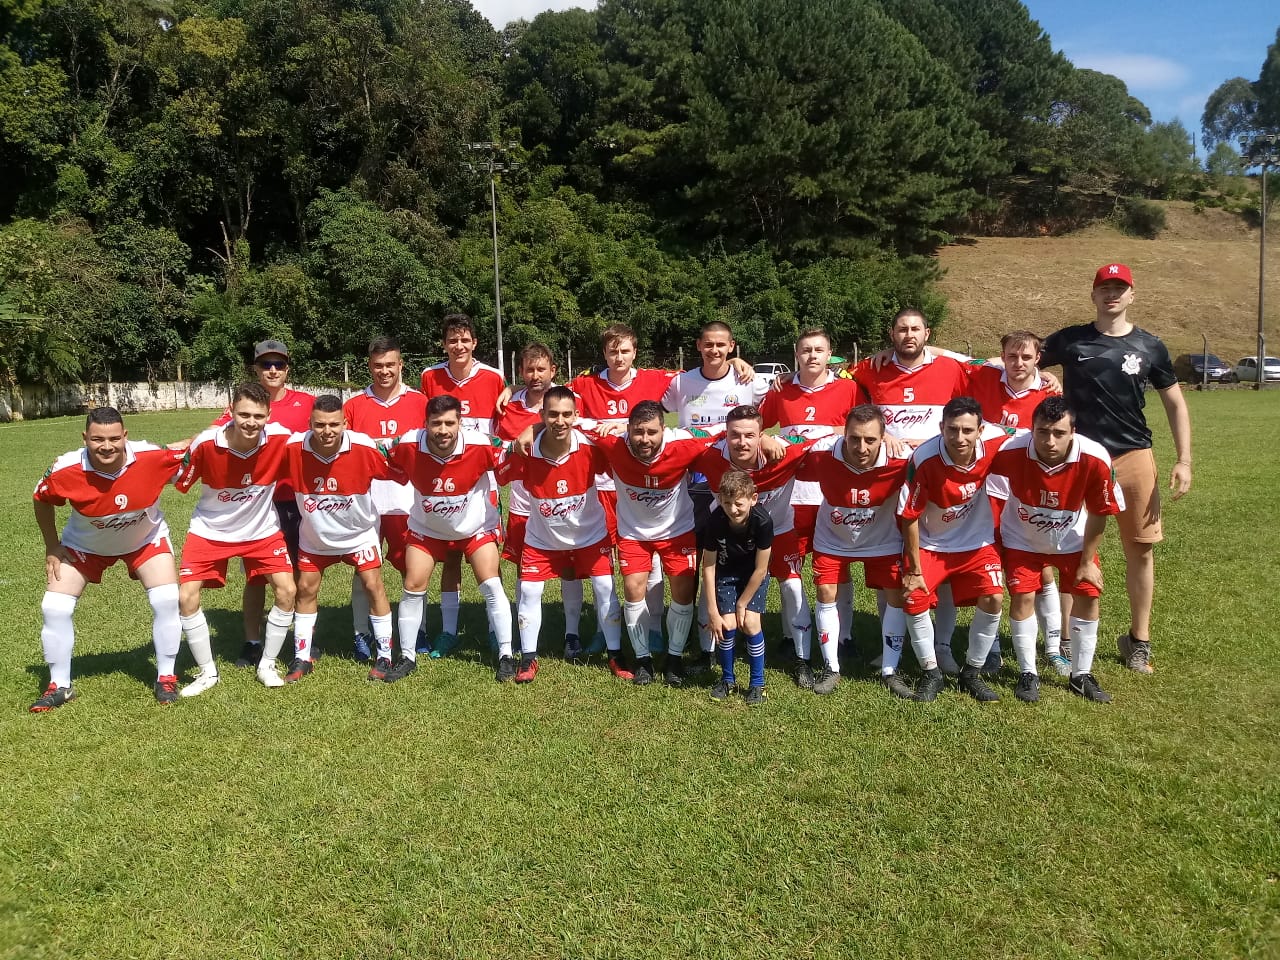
[471,0,1277,149]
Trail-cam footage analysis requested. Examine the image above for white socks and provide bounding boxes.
[881,604,906,676]
[479,577,513,659]
[1010,614,1038,675]
[666,601,695,656]
[1069,616,1100,675]
[370,612,394,661]
[1036,579,1063,654]
[815,601,840,672]
[293,611,318,662]
[591,574,623,651]
[780,578,812,658]
[350,574,371,637]
[397,591,425,661]
[147,583,181,678]
[517,580,545,656]
[441,590,461,636]
[41,591,77,688]
[562,579,584,637]
[180,609,216,675]
[966,608,1003,668]
[645,561,665,635]
[624,598,650,659]
[906,610,937,670]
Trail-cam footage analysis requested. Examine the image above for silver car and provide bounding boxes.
[1235,356,1280,382]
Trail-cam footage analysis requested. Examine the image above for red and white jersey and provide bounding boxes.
[214,388,315,499]
[497,430,610,551]
[694,439,811,534]
[570,368,674,493]
[34,441,182,556]
[177,424,293,543]
[968,365,1053,431]
[591,429,715,540]
[420,361,505,433]
[661,368,768,435]
[493,387,548,517]
[286,430,401,555]
[760,372,862,505]
[852,353,970,445]
[987,432,1120,555]
[389,428,501,540]
[800,439,909,558]
[343,385,428,515]
[898,423,1010,553]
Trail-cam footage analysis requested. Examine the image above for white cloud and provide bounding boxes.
[1070,53,1190,91]
[470,0,597,28]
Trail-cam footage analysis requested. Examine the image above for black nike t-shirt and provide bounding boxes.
[1040,323,1177,456]
[706,505,774,581]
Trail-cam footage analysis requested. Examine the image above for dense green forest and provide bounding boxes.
[0,0,1274,385]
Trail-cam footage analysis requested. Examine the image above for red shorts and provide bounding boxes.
[904,544,1004,615]
[64,536,174,585]
[767,528,806,581]
[297,542,383,574]
[407,526,500,562]
[791,504,818,556]
[520,537,614,582]
[618,533,699,579]
[379,514,410,574]
[502,513,528,565]
[1003,548,1101,598]
[179,532,293,587]
[812,551,901,590]
[599,489,620,545]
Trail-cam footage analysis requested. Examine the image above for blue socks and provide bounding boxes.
[718,628,737,684]
[718,628,766,688]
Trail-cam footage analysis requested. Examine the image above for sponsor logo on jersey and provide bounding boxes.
[1015,506,1074,533]
[627,488,675,507]
[940,500,974,524]
[829,507,875,528]
[722,393,740,407]
[423,497,466,519]
[882,406,935,429]
[217,489,261,504]
[538,495,586,519]
[89,512,146,531]
[304,496,354,514]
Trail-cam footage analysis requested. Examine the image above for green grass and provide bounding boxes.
[0,395,1277,959]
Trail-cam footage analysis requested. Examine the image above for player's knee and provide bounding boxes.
[41,591,78,621]
[977,593,1003,615]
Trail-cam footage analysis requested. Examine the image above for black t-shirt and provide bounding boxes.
[1040,323,1177,455]
[706,505,774,581]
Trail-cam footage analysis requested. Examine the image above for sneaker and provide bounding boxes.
[710,679,732,701]
[958,664,1000,703]
[366,657,392,681]
[913,668,945,702]
[30,683,76,712]
[1014,672,1040,703]
[256,661,285,688]
[647,629,666,656]
[381,657,418,684]
[812,668,840,695]
[981,649,1004,677]
[154,674,179,705]
[352,633,373,663]
[633,657,655,686]
[563,633,583,662]
[607,652,635,681]
[663,656,685,687]
[515,656,539,684]
[879,672,916,700]
[179,670,220,698]
[743,684,766,707]
[793,659,815,690]
[1070,672,1113,703]
[416,627,432,656]
[936,644,962,676]
[495,655,517,682]
[583,631,607,656]
[430,632,460,660]
[1046,652,1072,677]
[235,640,263,668]
[284,658,314,683]
[1118,633,1154,674]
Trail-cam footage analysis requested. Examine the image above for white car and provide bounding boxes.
[752,361,791,391]
[1235,356,1280,382]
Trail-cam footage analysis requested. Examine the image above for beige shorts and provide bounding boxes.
[1113,448,1162,544]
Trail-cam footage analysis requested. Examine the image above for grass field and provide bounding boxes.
[1,394,1277,960]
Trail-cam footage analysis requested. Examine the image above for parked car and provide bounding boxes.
[1173,353,1236,383]
[1235,356,1280,382]
[752,361,792,391]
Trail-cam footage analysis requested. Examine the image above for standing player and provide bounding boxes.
[30,408,185,710]
[386,395,514,682]
[342,336,428,661]
[175,383,296,690]
[897,397,1010,703]
[987,396,1120,703]
[283,396,404,683]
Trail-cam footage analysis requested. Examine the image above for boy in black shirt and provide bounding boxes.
[702,470,773,705]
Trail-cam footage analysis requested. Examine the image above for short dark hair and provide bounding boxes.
[845,403,885,431]
[629,400,665,428]
[442,313,475,341]
[698,321,734,340]
[520,341,555,370]
[1032,395,1075,428]
[313,394,343,414]
[427,394,462,419]
[542,385,576,409]
[718,469,756,502]
[941,396,982,424]
[368,335,401,357]
[232,382,272,408]
[796,327,831,347]
[85,406,123,429]
[891,307,927,328]
[601,323,637,352]
[726,404,764,428]
[1000,330,1042,354]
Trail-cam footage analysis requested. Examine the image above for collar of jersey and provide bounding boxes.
[216,425,269,455]
[364,383,409,405]
[1026,434,1081,473]
[1000,369,1043,396]
[81,441,137,478]
[599,368,636,389]
[533,428,582,465]
[304,430,352,462]
[891,351,934,373]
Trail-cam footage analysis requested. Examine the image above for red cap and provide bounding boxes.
[1093,263,1133,288]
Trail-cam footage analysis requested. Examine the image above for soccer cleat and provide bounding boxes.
[366,657,392,682]
[1118,633,1154,674]
[958,664,1000,703]
[1060,637,1072,661]
[416,627,431,655]
[352,633,373,663]
[607,653,635,681]
[935,644,962,676]
[430,632,460,660]
[495,655,517,683]
[709,679,732,701]
[235,640,263,668]
[1046,652,1072,677]
[583,631,607,656]
[284,658,314,683]
[812,668,840,695]
[913,668,946,702]
[879,672,916,700]
[515,656,539,684]
[743,685,767,707]
[179,671,220,698]
[793,659,815,690]
[1014,672,1041,703]
[30,683,76,713]
[563,633,583,662]
[1070,672,1113,703]
[381,657,418,684]
[633,657,654,686]
[663,656,685,688]
[647,629,666,656]
[256,661,285,688]
[981,649,1004,677]
[154,674,180,705]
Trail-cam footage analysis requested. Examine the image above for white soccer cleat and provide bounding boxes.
[179,671,220,698]
[936,644,962,676]
[256,661,285,688]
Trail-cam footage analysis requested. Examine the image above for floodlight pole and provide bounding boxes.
[464,141,521,381]
[1245,134,1278,391]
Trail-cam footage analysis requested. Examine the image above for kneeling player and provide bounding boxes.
[988,396,1120,703]
[703,471,773,706]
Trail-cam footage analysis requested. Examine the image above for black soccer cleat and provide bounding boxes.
[1014,672,1040,703]
[959,664,1000,703]
[913,667,946,703]
[381,657,418,684]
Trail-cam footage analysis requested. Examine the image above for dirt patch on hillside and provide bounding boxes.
[937,202,1277,362]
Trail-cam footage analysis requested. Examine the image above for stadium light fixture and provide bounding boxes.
[1242,134,1279,391]
[461,142,522,380]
